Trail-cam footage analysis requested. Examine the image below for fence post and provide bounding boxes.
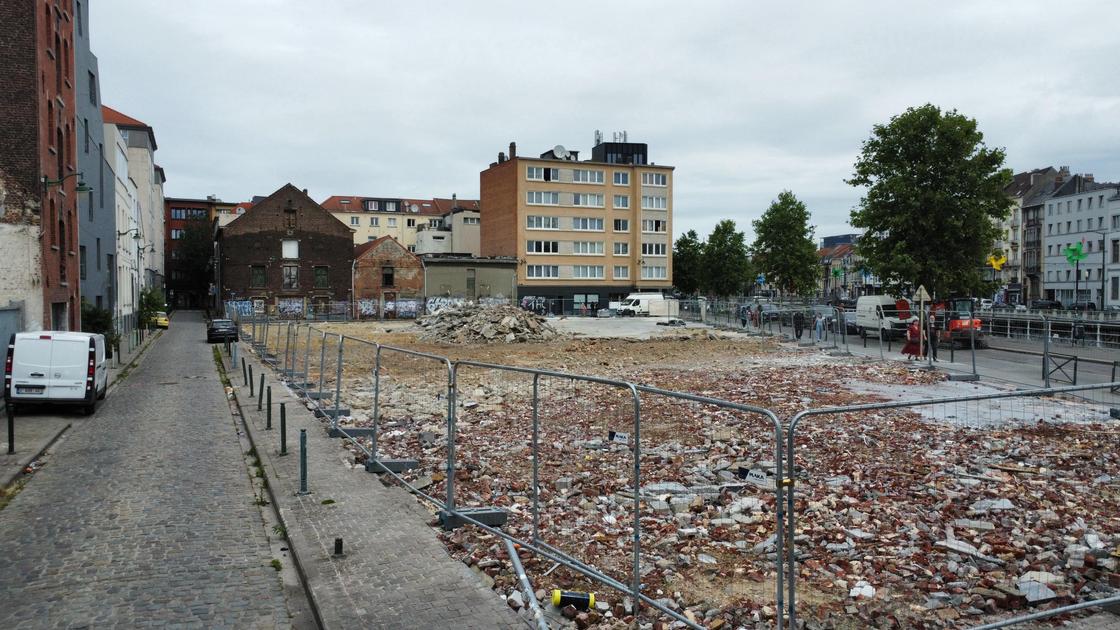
[970,314,978,377]
[242,357,248,386]
[284,322,292,375]
[249,364,255,397]
[1043,317,1051,387]
[317,331,328,403]
[303,325,312,385]
[298,429,308,494]
[266,386,272,429]
[258,373,265,411]
[446,361,458,514]
[371,347,382,461]
[877,311,885,360]
[331,335,344,432]
[531,373,541,542]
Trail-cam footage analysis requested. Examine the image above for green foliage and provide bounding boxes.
[701,220,753,297]
[137,287,165,330]
[848,104,1013,297]
[80,299,119,350]
[751,191,819,297]
[176,218,214,297]
[671,230,705,295]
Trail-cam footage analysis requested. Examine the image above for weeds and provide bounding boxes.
[270,558,282,571]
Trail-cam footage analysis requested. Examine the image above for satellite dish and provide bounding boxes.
[553,144,569,160]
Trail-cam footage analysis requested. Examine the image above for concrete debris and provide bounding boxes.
[415,305,561,344]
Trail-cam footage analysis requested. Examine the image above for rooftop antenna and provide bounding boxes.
[594,129,602,145]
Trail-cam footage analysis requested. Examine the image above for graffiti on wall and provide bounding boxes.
[385,299,420,318]
[357,299,379,318]
[478,296,510,307]
[226,300,255,316]
[277,298,304,317]
[425,296,466,314]
[520,296,547,314]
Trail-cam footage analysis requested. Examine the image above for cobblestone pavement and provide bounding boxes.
[0,311,291,629]
[234,348,522,630]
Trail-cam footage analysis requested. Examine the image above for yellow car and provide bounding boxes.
[154,311,170,328]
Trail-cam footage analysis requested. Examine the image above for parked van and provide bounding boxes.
[854,295,917,339]
[4,332,108,415]
[616,293,677,317]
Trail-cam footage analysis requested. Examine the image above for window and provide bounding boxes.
[382,266,394,287]
[613,195,629,209]
[407,218,416,227]
[573,241,604,255]
[463,216,480,225]
[282,265,298,289]
[1113,240,1119,264]
[573,193,604,207]
[88,71,96,105]
[640,265,668,280]
[526,265,559,278]
[1048,204,1053,216]
[572,169,604,184]
[95,238,101,269]
[1113,215,1120,229]
[641,172,668,186]
[250,266,266,288]
[350,216,359,225]
[1113,276,1119,301]
[526,240,559,253]
[77,2,83,35]
[363,200,379,211]
[613,265,629,279]
[282,240,299,259]
[428,218,442,228]
[642,219,667,233]
[170,229,185,240]
[527,166,558,181]
[367,236,376,241]
[641,195,668,210]
[387,217,397,227]
[1088,197,1093,209]
[573,265,604,279]
[613,218,629,232]
[1078,199,1083,210]
[613,172,629,186]
[614,242,629,255]
[385,201,397,211]
[370,217,379,226]
[527,191,560,205]
[641,242,667,256]
[526,215,560,230]
[84,118,89,153]
[79,246,86,279]
[314,266,328,288]
[573,217,604,231]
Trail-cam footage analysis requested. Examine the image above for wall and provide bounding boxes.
[479,159,519,257]
[354,238,424,300]
[0,223,45,331]
[423,262,516,300]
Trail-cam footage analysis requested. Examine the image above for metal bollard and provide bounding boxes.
[249,364,255,397]
[258,373,265,410]
[266,386,272,429]
[242,357,248,386]
[298,429,308,494]
[280,403,287,455]
[6,403,14,454]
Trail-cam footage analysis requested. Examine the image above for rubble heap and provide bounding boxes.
[415,305,562,344]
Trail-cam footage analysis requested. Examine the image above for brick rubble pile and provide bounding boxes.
[416,305,562,344]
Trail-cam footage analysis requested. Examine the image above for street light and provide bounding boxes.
[1089,230,1108,310]
[42,171,93,193]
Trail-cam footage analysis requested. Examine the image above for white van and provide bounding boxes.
[854,295,917,339]
[617,293,670,316]
[4,331,108,415]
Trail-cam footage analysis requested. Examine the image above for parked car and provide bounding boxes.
[4,331,108,415]
[979,298,994,310]
[1029,299,1063,310]
[206,319,239,343]
[153,311,170,328]
[1068,301,1097,311]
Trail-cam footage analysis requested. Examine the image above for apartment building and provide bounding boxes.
[321,196,478,249]
[479,139,673,310]
[1041,173,1120,308]
[414,201,481,256]
[996,167,1058,305]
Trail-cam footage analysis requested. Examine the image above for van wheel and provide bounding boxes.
[84,400,96,416]
[97,385,107,400]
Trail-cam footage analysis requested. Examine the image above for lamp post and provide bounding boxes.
[1089,230,1108,310]
[42,172,93,193]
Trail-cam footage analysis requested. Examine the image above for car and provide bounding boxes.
[1029,299,1063,311]
[206,319,239,343]
[979,299,994,310]
[1068,301,1097,311]
[153,311,170,328]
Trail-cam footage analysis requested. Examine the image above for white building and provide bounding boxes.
[1041,173,1120,308]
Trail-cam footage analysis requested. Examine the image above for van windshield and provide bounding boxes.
[621,300,636,306]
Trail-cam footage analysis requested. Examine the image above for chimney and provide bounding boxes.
[302,188,308,195]
[1084,173,1094,183]
[498,151,506,163]
[509,142,517,159]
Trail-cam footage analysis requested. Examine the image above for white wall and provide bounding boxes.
[0,223,45,331]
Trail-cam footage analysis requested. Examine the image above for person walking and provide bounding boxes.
[814,312,824,342]
[902,319,921,360]
[925,312,939,361]
[739,304,749,328]
[793,310,805,340]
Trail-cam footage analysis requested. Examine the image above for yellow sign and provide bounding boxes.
[987,254,1007,271]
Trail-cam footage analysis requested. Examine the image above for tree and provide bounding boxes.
[701,220,752,297]
[848,104,1013,297]
[175,217,214,304]
[81,298,119,355]
[137,287,164,329]
[751,191,819,297]
[672,230,705,295]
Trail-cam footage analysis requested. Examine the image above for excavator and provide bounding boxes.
[930,297,988,349]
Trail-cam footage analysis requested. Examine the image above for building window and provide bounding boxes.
[526,265,559,278]
[573,265,604,279]
[466,268,476,292]
[527,166,558,181]
[573,241,604,255]
[573,217,604,231]
[95,238,101,269]
[1112,276,1119,300]
[83,118,89,153]
[572,169,604,184]
[526,215,560,230]
[382,266,394,287]
[641,242,668,256]
[350,216,359,225]
[364,200,379,211]
[170,229,185,240]
[573,193,604,207]
[641,172,668,187]
[613,195,629,209]
[613,218,629,232]
[1113,240,1119,264]
[641,219,667,233]
[385,201,397,211]
[526,240,559,254]
[406,218,416,227]
[640,265,668,280]
[370,217,379,227]
[79,246,87,279]
[462,216,480,225]
[613,172,629,186]
[387,218,397,227]
[428,218,442,228]
[613,242,629,255]
[314,266,329,288]
[641,195,668,210]
[613,265,629,279]
[282,240,299,259]
[282,265,298,289]
[250,265,266,288]
[88,71,97,105]
[527,191,560,205]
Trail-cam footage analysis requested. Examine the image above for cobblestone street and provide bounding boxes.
[0,312,290,629]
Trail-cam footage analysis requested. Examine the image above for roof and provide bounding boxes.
[101,105,148,128]
[1004,167,1054,198]
[818,243,855,259]
[1050,174,1120,198]
[321,195,475,216]
[353,235,421,262]
[432,197,480,214]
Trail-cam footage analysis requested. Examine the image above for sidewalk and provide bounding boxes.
[1,327,161,490]
[227,345,522,630]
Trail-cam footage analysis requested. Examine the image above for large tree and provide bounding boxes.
[848,104,1013,297]
[175,217,214,301]
[672,229,704,295]
[751,190,819,297]
[701,219,752,297]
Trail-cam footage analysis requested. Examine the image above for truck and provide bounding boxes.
[616,293,678,317]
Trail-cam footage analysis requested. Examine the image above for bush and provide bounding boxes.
[80,299,120,356]
[137,287,165,330]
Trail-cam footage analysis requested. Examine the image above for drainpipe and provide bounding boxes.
[351,258,357,319]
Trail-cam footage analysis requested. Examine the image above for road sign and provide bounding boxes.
[915,285,931,302]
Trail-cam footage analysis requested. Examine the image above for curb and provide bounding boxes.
[1,421,71,491]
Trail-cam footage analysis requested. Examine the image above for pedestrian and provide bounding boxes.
[739,304,748,328]
[902,319,921,360]
[924,312,939,361]
[814,312,824,342]
[793,310,805,340]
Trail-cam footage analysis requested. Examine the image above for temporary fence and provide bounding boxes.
[235,315,1120,629]
[983,312,1120,350]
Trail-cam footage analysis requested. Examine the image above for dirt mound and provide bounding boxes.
[415,304,562,344]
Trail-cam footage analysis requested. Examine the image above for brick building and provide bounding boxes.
[353,236,424,316]
[216,184,352,314]
[164,196,239,308]
[0,0,81,333]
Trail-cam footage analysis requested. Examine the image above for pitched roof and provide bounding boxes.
[1004,167,1055,198]
[818,243,854,259]
[353,235,420,262]
[320,195,363,211]
[101,105,148,128]
[432,197,480,214]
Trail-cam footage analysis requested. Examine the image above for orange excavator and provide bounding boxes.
[931,297,987,348]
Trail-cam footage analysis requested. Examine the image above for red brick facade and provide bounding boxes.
[353,236,424,302]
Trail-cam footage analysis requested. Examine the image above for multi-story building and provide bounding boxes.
[995,167,1058,305]
[479,139,673,310]
[1041,173,1120,307]
[414,198,481,256]
[321,195,470,249]
[74,0,115,314]
[164,196,239,308]
[0,0,81,334]
[1020,167,1068,303]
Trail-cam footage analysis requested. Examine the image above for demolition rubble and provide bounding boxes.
[297,326,1119,628]
[416,304,562,344]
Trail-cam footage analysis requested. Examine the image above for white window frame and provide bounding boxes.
[641,172,668,187]
[613,265,630,279]
[572,217,604,231]
[369,217,379,226]
[573,193,604,207]
[388,217,398,227]
[613,172,629,186]
[526,264,560,279]
[572,265,605,279]
[527,190,560,205]
[526,215,560,230]
[282,239,299,259]
[526,240,559,254]
[613,195,629,209]
[349,216,359,225]
[641,195,668,210]
[613,242,629,255]
[572,169,604,184]
[641,219,667,233]
[641,242,668,256]
[613,218,629,232]
[573,241,604,255]
[640,265,668,280]
[527,166,544,180]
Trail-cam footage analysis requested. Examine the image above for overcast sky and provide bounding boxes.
[91,1,1120,244]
